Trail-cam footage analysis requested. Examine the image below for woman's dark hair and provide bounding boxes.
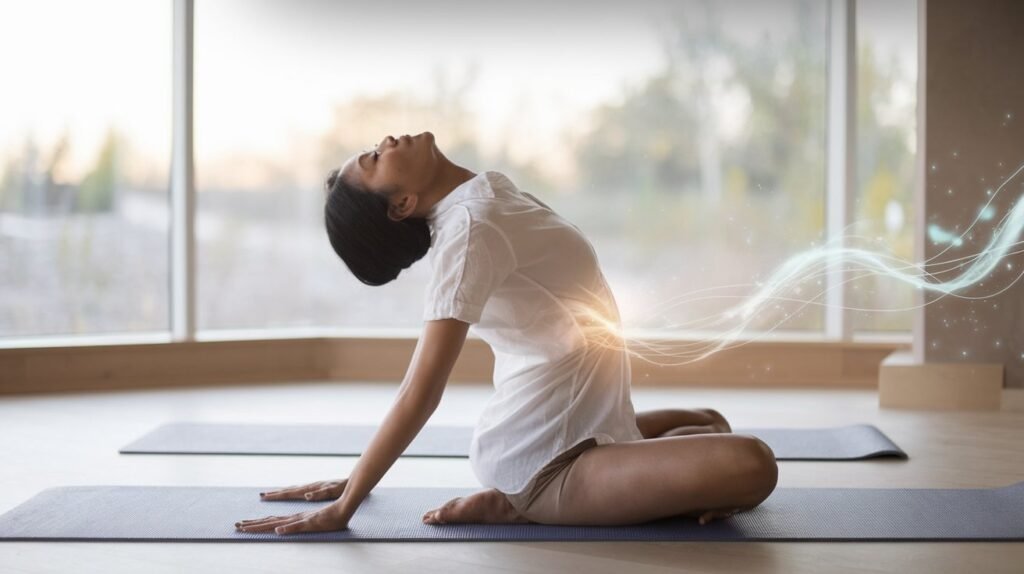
[323,167,432,286]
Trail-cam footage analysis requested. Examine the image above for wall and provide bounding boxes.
[922,0,1024,387]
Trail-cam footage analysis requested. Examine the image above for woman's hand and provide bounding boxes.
[257,478,350,502]
[234,502,350,535]
[234,478,352,535]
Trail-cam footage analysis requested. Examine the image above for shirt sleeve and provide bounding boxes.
[422,212,517,324]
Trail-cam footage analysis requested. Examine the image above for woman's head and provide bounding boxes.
[323,131,443,286]
[338,131,441,221]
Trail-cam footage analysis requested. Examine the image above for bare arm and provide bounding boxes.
[331,318,470,522]
[235,317,470,534]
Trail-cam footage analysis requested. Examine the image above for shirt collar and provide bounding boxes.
[425,171,490,223]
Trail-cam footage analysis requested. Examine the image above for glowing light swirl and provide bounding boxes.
[569,162,1024,366]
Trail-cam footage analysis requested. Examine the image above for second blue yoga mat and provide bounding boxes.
[119,422,906,460]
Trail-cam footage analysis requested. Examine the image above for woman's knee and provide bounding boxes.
[733,435,779,504]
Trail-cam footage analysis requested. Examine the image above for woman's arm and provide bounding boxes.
[330,318,470,521]
[235,318,470,535]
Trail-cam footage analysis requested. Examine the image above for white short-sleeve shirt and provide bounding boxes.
[423,170,644,495]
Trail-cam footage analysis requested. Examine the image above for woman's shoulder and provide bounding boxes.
[434,173,514,222]
[430,170,551,242]
[430,205,508,249]
[480,170,514,190]
[426,205,518,274]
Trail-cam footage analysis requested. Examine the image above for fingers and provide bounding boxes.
[273,519,312,535]
[259,479,347,501]
[263,515,327,535]
[260,484,318,501]
[260,481,330,501]
[237,508,345,535]
[235,513,308,532]
[304,485,342,501]
[236,514,290,525]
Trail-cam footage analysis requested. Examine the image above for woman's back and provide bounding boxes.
[423,171,644,495]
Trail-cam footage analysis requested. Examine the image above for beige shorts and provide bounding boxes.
[502,437,601,523]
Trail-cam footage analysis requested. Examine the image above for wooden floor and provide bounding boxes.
[0,381,1022,573]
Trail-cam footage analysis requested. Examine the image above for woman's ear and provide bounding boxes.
[387,193,418,222]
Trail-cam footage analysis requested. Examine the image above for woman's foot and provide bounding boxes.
[659,425,719,437]
[656,409,733,437]
[636,408,733,439]
[422,488,532,525]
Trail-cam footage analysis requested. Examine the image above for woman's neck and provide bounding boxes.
[420,160,477,217]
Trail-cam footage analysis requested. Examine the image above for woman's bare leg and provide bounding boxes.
[422,411,735,526]
[526,433,777,525]
[424,433,777,526]
[635,408,733,438]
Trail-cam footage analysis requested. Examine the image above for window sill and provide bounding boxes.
[0,329,908,395]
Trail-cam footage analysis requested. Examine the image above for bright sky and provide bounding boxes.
[0,1,170,181]
[0,0,915,186]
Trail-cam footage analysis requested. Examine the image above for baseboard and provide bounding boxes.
[0,336,905,395]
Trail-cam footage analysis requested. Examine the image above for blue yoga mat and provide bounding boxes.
[119,422,907,461]
[0,482,1020,541]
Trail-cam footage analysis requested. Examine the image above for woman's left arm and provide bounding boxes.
[236,318,470,535]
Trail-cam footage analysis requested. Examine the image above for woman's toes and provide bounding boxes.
[424,508,447,524]
[424,497,462,524]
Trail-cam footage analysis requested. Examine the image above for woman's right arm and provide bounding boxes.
[257,317,471,534]
[332,317,469,515]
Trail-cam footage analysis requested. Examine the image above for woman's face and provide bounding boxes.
[339,131,439,201]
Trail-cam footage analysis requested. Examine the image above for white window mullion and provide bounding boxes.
[170,0,196,341]
[825,0,857,340]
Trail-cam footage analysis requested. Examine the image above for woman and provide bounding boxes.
[234,131,778,535]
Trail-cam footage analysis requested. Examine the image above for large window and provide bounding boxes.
[195,0,832,335]
[0,1,171,339]
[1,0,916,344]
[852,0,917,332]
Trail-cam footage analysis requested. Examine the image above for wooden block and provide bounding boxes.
[879,350,1004,410]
